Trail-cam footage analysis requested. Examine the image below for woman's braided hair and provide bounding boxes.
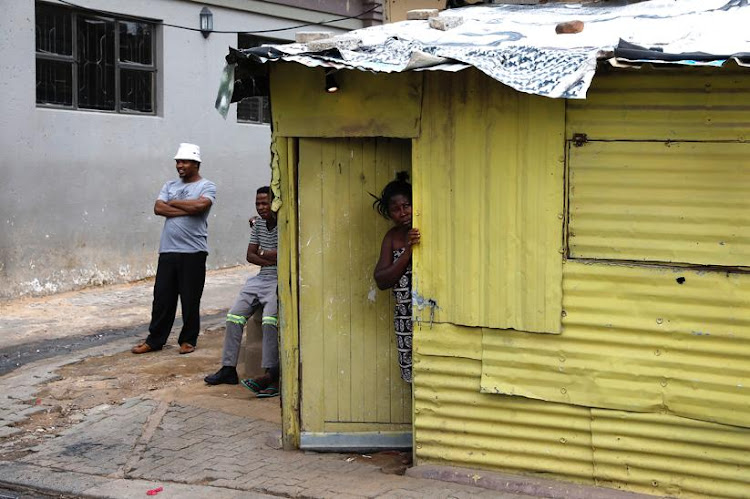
[372,171,411,220]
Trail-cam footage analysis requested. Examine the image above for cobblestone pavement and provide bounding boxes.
[21,399,156,476]
[9,396,516,498]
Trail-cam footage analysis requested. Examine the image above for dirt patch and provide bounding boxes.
[0,326,280,460]
[346,450,413,475]
[37,325,280,419]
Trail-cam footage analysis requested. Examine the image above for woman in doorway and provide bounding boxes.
[373,172,420,384]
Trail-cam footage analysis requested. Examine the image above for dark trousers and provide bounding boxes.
[146,252,207,349]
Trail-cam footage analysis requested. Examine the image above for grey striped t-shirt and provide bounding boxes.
[250,218,277,278]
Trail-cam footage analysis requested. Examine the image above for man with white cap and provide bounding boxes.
[132,143,217,355]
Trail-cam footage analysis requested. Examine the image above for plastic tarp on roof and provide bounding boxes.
[229,0,750,100]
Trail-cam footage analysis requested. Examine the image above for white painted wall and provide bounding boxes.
[0,0,348,299]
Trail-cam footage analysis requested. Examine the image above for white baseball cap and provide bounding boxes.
[174,143,201,163]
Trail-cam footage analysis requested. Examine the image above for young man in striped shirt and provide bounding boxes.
[204,186,279,397]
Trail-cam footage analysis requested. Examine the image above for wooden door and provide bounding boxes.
[297,137,412,450]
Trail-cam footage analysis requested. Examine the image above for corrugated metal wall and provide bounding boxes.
[566,67,750,142]
[414,340,750,498]
[414,352,596,483]
[413,68,750,498]
[482,261,750,428]
[413,69,565,334]
[591,409,750,498]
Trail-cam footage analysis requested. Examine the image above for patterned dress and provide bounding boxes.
[392,248,413,383]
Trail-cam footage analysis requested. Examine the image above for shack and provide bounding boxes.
[219,1,750,497]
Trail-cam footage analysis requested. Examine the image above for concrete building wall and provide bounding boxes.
[0,0,353,299]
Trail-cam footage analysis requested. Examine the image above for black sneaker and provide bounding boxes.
[204,366,239,385]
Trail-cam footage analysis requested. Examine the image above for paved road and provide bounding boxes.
[0,312,225,377]
[0,266,252,376]
[0,266,252,352]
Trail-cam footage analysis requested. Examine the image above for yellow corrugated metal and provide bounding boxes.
[412,69,565,334]
[481,260,750,429]
[414,350,750,498]
[413,354,596,483]
[566,68,750,142]
[569,141,750,266]
[298,138,411,432]
[591,409,750,498]
[414,322,482,361]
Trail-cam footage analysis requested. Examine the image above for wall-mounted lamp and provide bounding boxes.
[200,7,213,38]
[325,69,340,93]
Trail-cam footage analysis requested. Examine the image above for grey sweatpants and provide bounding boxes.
[221,274,278,369]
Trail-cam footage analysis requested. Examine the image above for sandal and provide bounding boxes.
[256,382,279,398]
[241,375,271,393]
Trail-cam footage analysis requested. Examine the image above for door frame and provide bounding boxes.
[278,136,414,451]
[277,135,301,450]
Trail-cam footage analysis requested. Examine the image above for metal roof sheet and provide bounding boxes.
[231,0,750,99]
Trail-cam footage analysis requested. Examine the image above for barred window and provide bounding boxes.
[236,34,281,124]
[35,2,156,114]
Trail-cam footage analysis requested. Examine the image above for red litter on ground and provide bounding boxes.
[146,486,163,496]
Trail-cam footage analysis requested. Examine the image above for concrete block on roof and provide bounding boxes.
[407,9,440,20]
[308,36,361,52]
[307,38,336,51]
[334,36,362,50]
[429,15,463,31]
[295,31,334,43]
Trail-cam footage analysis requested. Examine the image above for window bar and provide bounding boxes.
[114,20,120,112]
[71,11,78,109]
[151,24,157,114]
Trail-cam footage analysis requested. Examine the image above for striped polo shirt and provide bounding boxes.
[249,218,278,278]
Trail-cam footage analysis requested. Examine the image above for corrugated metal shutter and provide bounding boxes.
[413,69,565,334]
[568,141,750,266]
